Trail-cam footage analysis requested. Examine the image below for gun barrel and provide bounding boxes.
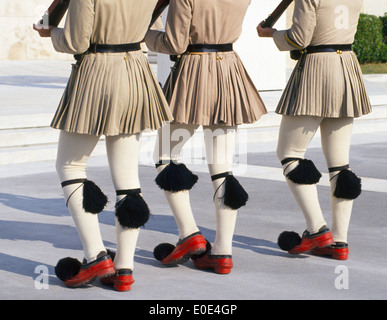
[262,0,293,28]
[150,0,170,26]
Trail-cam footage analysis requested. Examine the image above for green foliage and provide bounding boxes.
[354,13,386,64]
[380,14,387,43]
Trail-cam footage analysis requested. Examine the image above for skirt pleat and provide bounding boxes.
[51,51,173,136]
[276,51,372,118]
[169,51,267,126]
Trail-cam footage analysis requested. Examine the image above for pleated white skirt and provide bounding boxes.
[276,51,372,118]
[168,51,267,126]
[51,51,173,136]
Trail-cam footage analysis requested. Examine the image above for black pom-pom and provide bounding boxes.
[115,193,150,229]
[82,180,108,214]
[153,243,175,261]
[155,162,198,192]
[223,175,249,210]
[277,231,302,251]
[55,257,81,281]
[334,169,362,199]
[286,159,322,184]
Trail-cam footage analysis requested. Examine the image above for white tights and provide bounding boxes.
[155,123,238,255]
[277,116,354,243]
[56,130,141,269]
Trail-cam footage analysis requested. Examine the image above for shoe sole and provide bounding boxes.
[289,232,334,254]
[214,265,233,274]
[162,236,207,265]
[311,248,349,260]
[215,268,232,274]
[114,278,135,292]
[193,257,233,274]
[64,261,115,288]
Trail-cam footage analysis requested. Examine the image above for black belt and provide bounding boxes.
[87,43,141,53]
[186,43,233,53]
[290,43,353,61]
[306,44,352,54]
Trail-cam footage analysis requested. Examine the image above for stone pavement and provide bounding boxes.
[0,60,386,302]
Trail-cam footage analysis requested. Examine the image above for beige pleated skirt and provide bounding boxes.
[51,51,173,136]
[276,51,372,117]
[168,51,267,126]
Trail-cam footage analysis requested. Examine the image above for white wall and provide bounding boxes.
[0,0,69,60]
[362,0,387,16]
[235,0,287,90]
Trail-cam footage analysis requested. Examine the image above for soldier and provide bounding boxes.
[33,0,173,291]
[257,0,371,260]
[145,0,267,274]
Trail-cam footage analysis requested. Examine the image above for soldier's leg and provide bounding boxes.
[277,116,327,234]
[189,125,244,274]
[56,130,107,262]
[153,123,207,265]
[320,117,360,244]
[106,133,146,272]
[154,123,201,239]
[204,125,243,256]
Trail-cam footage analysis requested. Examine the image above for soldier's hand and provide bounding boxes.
[33,24,54,37]
[256,21,276,38]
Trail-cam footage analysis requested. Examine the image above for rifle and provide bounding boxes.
[261,0,304,60]
[37,0,70,28]
[151,0,170,26]
[261,0,293,28]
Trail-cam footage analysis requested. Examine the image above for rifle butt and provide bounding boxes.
[36,0,70,28]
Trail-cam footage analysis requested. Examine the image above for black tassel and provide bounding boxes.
[82,180,108,214]
[286,159,322,184]
[277,231,302,251]
[155,162,198,192]
[334,169,362,199]
[115,193,150,229]
[222,175,249,210]
[106,249,116,261]
[153,243,176,261]
[55,257,81,281]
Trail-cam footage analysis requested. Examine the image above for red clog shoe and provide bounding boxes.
[192,253,233,274]
[311,242,349,260]
[55,252,115,288]
[101,269,135,292]
[278,226,334,254]
[153,232,207,265]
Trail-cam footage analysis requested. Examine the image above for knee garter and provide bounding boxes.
[115,188,150,229]
[281,157,322,185]
[329,164,361,199]
[61,178,108,214]
[155,160,198,192]
[212,171,248,210]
